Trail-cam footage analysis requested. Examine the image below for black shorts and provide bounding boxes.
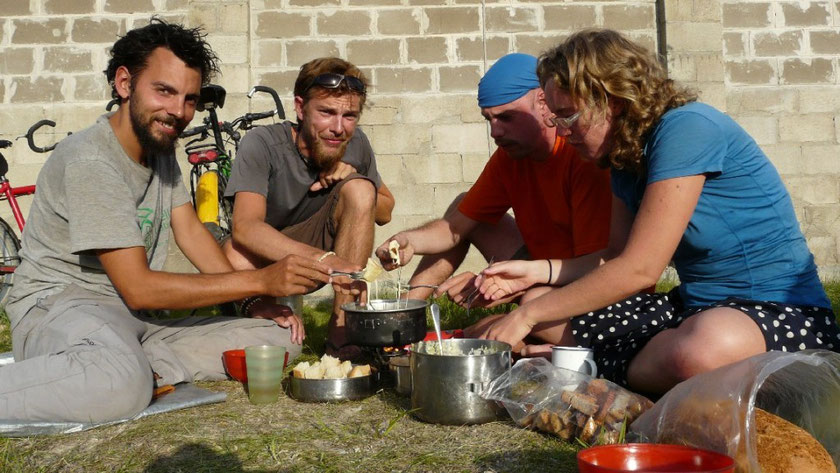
[571,287,840,387]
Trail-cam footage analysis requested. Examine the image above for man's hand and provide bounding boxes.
[375,234,414,270]
[250,303,306,345]
[309,161,357,192]
[436,271,481,307]
[261,254,331,297]
[322,254,364,296]
[437,271,523,309]
[478,260,545,302]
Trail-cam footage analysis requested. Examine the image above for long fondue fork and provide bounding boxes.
[465,257,494,322]
[430,302,443,354]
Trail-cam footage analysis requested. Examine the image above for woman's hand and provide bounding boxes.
[477,307,536,349]
[478,260,546,301]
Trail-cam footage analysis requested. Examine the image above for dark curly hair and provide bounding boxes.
[104,17,220,100]
[537,29,697,174]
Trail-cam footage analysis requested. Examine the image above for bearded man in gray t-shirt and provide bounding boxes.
[0,20,331,424]
[223,58,395,359]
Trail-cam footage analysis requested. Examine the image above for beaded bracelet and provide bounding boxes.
[317,251,336,262]
[239,296,261,316]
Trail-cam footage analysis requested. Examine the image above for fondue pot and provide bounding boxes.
[341,299,428,347]
[411,339,511,425]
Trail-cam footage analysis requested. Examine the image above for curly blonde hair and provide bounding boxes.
[537,29,697,173]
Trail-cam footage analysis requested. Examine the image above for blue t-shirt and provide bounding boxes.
[612,102,829,309]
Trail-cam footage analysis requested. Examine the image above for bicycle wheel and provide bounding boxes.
[0,217,21,307]
[217,171,233,236]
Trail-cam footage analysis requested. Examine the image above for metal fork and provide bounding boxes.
[330,270,365,280]
[465,257,494,317]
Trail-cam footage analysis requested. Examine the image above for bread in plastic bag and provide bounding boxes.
[481,357,653,444]
[630,349,840,472]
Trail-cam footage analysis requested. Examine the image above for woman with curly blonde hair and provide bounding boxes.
[472,29,840,394]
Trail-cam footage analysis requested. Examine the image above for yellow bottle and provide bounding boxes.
[196,171,219,225]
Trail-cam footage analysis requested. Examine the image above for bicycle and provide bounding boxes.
[180,84,285,239]
[0,119,65,305]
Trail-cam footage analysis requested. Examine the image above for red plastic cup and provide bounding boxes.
[577,443,735,473]
[222,349,289,383]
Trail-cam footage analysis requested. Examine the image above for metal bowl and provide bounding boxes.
[342,299,428,347]
[289,374,376,402]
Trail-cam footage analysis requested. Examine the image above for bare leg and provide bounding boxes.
[222,238,265,271]
[626,307,766,394]
[408,193,524,299]
[522,286,578,346]
[328,178,377,355]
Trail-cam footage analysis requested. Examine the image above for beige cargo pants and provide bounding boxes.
[0,285,299,423]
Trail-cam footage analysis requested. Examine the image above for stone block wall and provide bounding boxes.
[0,0,839,277]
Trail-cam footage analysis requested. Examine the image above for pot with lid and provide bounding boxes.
[410,338,511,425]
[341,299,428,347]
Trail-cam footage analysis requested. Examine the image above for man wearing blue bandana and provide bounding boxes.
[375,53,612,346]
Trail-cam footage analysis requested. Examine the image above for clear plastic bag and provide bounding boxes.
[481,357,653,444]
[630,350,840,472]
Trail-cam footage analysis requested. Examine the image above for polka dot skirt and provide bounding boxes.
[570,287,840,388]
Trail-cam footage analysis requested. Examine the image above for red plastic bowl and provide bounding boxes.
[222,349,290,383]
[577,444,735,473]
[422,329,464,341]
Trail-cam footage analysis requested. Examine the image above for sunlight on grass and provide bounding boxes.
[0,311,10,353]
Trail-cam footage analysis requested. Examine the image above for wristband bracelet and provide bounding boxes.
[317,251,336,262]
[546,259,553,285]
[239,296,261,317]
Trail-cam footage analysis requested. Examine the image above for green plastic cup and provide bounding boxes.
[244,345,286,404]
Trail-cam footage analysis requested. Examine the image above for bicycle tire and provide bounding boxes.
[217,171,233,235]
[0,217,21,308]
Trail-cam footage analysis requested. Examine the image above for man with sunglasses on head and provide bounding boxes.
[224,57,394,359]
[375,53,611,347]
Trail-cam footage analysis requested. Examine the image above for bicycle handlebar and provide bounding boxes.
[26,120,58,153]
[180,124,210,139]
[247,85,285,120]
[181,85,285,150]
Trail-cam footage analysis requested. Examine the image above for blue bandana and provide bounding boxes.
[477,53,540,108]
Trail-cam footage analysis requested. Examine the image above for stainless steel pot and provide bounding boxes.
[410,339,511,425]
[289,374,376,402]
[388,355,412,396]
[342,299,428,347]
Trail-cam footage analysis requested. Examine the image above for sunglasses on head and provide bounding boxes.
[304,73,366,95]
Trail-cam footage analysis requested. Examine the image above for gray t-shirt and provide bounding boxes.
[224,121,382,229]
[6,114,190,329]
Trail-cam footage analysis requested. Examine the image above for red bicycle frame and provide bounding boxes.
[0,180,35,232]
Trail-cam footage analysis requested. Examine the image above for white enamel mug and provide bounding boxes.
[551,346,598,377]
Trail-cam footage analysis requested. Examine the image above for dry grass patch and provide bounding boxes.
[0,380,578,472]
[0,297,579,472]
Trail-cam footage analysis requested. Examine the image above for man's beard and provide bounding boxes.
[129,98,184,158]
[301,126,348,171]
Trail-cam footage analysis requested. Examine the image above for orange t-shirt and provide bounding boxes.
[458,136,611,260]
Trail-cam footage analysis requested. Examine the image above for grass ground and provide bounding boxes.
[0,283,839,472]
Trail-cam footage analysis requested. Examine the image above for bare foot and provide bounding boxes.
[325,326,363,361]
